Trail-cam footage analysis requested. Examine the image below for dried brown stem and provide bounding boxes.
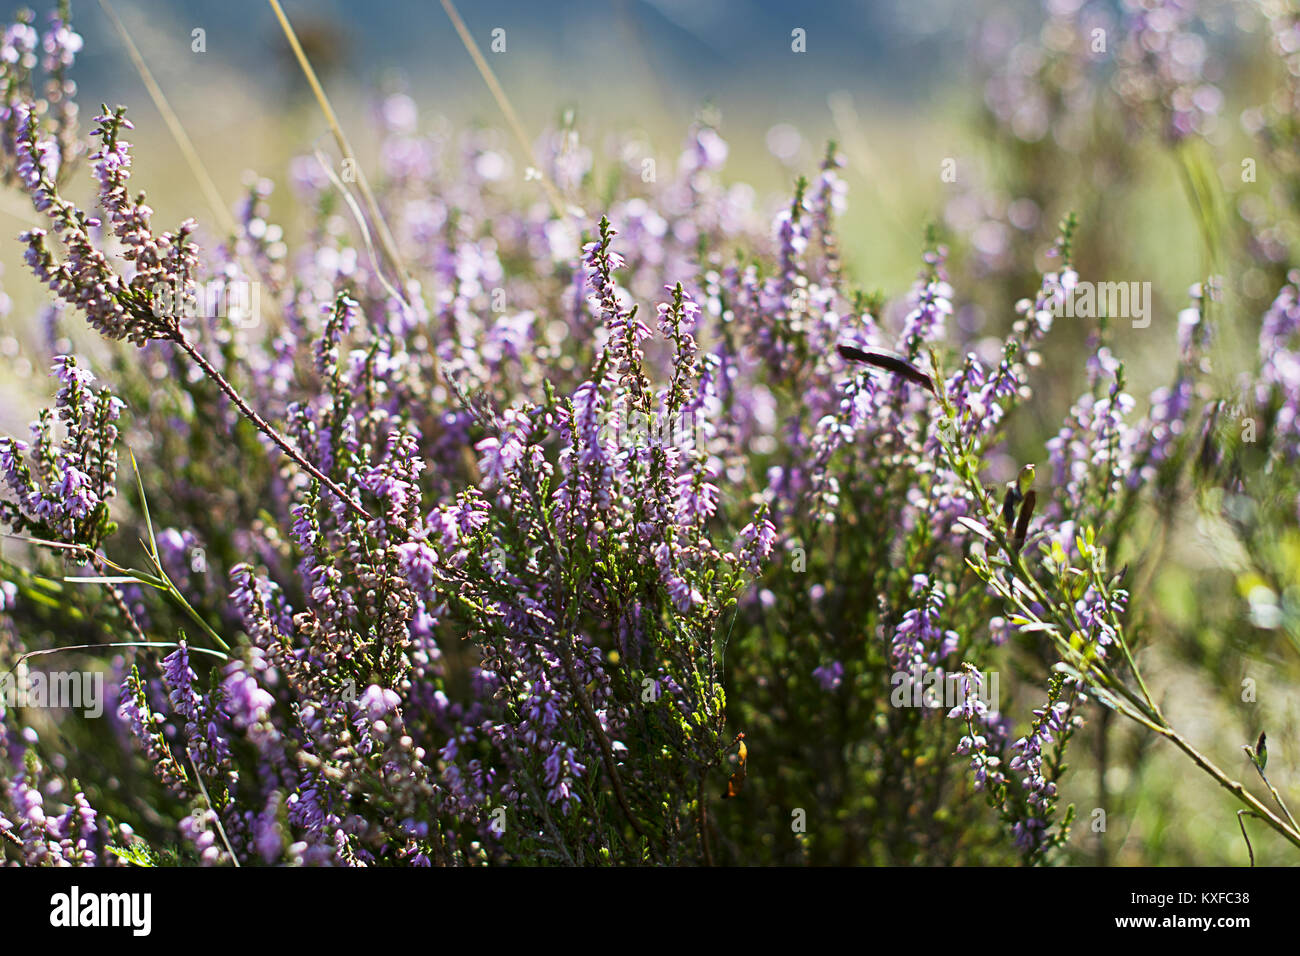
[554,636,661,862]
[171,333,371,523]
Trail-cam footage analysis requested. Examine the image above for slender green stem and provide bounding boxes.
[1254,764,1300,833]
[187,756,240,867]
[1159,726,1300,850]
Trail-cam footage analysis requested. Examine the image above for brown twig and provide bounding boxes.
[1237,810,1257,867]
[1153,725,1300,851]
[553,637,662,862]
[170,333,372,523]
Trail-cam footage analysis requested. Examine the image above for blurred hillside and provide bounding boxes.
[0,7,977,299]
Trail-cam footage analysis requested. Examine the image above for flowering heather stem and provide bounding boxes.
[171,334,372,523]
[186,755,239,867]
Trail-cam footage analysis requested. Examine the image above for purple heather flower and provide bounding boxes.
[162,644,200,724]
[737,513,778,573]
[674,469,720,524]
[475,431,525,489]
[812,661,843,691]
[397,540,439,591]
[221,669,274,730]
[360,685,401,722]
[890,575,959,668]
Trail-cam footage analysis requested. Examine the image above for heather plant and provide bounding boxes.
[1,1,1299,868]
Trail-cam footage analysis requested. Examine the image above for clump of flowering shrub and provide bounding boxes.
[2,1,1299,866]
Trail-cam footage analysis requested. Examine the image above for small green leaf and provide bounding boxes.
[955,516,995,543]
[1017,463,1036,494]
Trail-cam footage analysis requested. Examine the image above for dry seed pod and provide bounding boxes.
[837,344,937,395]
[1013,490,1037,552]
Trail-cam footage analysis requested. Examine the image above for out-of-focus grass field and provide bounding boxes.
[1,0,1296,865]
